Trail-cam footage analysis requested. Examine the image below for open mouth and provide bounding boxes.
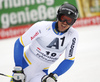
[61,24,67,28]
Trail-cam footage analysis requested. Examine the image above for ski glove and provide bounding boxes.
[41,73,58,82]
[12,66,25,82]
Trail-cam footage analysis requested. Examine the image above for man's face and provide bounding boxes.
[58,21,70,32]
[57,15,73,32]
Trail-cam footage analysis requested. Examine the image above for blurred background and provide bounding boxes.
[0,0,100,82]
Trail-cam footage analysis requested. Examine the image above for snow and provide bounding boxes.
[0,25,100,82]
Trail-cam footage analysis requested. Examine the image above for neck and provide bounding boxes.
[55,22,70,33]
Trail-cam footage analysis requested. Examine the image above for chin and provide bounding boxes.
[59,30,65,32]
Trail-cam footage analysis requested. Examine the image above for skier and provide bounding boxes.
[11,3,79,82]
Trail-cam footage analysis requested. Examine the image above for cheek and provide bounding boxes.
[65,26,70,30]
[58,22,61,27]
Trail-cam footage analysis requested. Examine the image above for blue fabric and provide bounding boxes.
[52,22,64,35]
[14,38,28,69]
[43,69,48,75]
[52,59,74,76]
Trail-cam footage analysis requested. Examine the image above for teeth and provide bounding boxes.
[62,24,66,27]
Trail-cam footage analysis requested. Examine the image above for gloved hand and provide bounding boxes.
[41,73,58,82]
[12,66,25,82]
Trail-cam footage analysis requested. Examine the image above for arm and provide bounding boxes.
[14,21,43,68]
[13,39,26,82]
[14,38,24,67]
[13,21,45,82]
[41,60,74,82]
[52,31,79,76]
[52,59,74,76]
[42,31,79,82]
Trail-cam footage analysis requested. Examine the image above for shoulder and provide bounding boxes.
[64,26,79,40]
[68,27,78,36]
[33,21,53,27]
[29,21,53,31]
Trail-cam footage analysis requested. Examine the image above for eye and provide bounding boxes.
[67,19,72,22]
[60,15,65,20]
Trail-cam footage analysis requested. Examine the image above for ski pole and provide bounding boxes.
[0,73,13,78]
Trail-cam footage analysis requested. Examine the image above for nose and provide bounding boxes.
[62,21,67,25]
